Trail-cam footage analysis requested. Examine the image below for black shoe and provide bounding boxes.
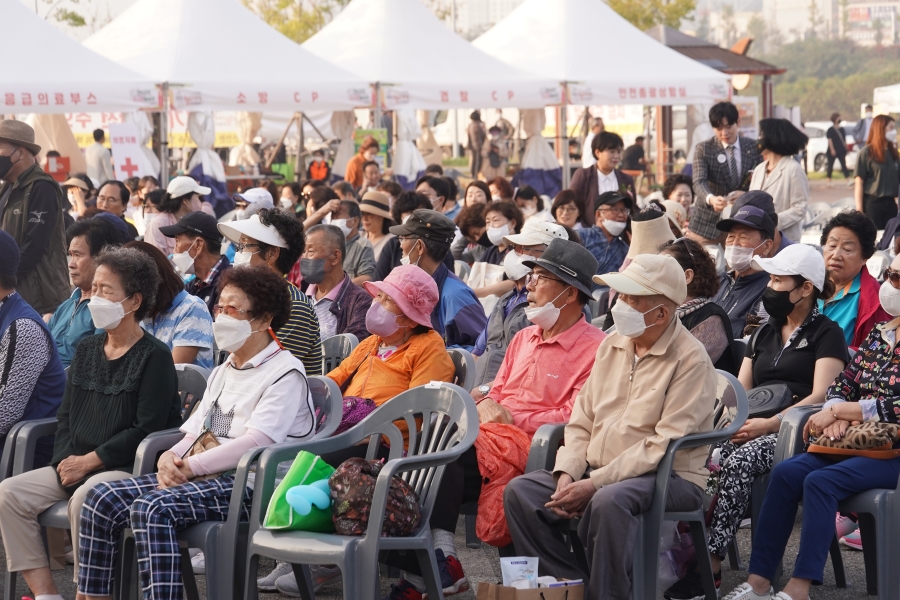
[664,568,721,600]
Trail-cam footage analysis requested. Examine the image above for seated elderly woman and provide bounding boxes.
[124,241,215,369]
[0,247,182,600]
[658,237,737,374]
[75,265,314,600]
[720,251,900,600]
[669,244,849,600]
[262,264,455,596]
[819,210,889,348]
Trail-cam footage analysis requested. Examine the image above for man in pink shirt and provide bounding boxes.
[475,238,606,433]
[382,239,606,600]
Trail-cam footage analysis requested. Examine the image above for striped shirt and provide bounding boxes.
[278,283,323,376]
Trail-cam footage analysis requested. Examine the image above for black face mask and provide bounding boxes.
[761,284,801,319]
[0,147,19,180]
[300,257,327,285]
[477,231,492,248]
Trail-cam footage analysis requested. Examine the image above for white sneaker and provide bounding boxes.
[190,551,206,575]
[274,565,342,596]
[721,582,774,600]
[257,560,293,591]
[739,518,752,529]
[773,593,808,600]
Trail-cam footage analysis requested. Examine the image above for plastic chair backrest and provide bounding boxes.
[309,375,343,439]
[448,348,475,391]
[321,333,359,374]
[730,338,747,372]
[250,382,478,533]
[175,364,210,423]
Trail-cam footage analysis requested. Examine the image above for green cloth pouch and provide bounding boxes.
[263,451,335,531]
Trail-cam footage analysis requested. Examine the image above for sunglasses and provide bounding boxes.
[883,268,900,289]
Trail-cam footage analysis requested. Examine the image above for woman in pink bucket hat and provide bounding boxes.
[261,264,456,595]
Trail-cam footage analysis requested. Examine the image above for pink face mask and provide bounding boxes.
[365,301,403,338]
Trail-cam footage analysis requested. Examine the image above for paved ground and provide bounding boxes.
[0,514,875,599]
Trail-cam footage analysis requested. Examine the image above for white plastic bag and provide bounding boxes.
[657,521,680,599]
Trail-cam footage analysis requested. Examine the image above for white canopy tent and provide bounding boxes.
[472,0,731,106]
[302,0,560,111]
[83,0,368,113]
[1,0,156,114]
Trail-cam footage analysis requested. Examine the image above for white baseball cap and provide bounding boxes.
[503,219,568,247]
[233,187,273,205]
[751,243,825,291]
[218,214,287,248]
[166,176,211,198]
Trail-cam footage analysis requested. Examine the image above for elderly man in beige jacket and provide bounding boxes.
[504,254,717,600]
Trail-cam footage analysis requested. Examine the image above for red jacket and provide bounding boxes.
[851,268,891,349]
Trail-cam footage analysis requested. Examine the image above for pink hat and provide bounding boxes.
[363,265,439,329]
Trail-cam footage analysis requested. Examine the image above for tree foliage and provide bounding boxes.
[243,0,350,44]
[742,38,900,120]
[41,0,86,28]
[608,0,696,31]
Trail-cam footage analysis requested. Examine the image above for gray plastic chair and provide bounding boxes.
[119,374,342,600]
[321,333,359,374]
[525,370,747,600]
[0,417,162,600]
[448,348,475,391]
[175,363,210,422]
[242,382,479,600]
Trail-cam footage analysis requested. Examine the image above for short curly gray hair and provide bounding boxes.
[94,247,160,321]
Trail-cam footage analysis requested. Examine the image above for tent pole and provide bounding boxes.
[265,112,297,171]
[159,82,169,183]
[374,83,382,135]
[561,84,570,189]
[295,112,306,182]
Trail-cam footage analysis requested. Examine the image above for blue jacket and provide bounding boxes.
[0,292,65,424]
[430,263,488,352]
[48,288,99,368]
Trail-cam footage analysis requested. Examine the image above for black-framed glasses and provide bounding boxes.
[884,268,900,289]
[233,242,261,253]
[511,244,546,257]
[599,207,629,216]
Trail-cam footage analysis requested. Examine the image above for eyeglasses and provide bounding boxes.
[884,268,900,289]
[397,235,419,243]
[233,242,261,253]
[511,244,546,257]
[212,304,250,317]
[599,207,629,216]
[556,205,579,214]
[525,273,563,287]
[668,237,695,263]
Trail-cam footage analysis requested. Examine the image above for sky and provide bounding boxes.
[19,0,136,39]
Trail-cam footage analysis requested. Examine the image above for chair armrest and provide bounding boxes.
[0,420,30,481]
[309,376,343,440]
[132,429,186,475]
[12,418,59,476]
[525,423,567,473]
[773,404,822,465]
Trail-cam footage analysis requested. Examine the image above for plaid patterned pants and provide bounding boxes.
[77,473,251,600]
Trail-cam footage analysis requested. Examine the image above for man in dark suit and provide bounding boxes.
[688,102,762,244]
[569,131,637,225]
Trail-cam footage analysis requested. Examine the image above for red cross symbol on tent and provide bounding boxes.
[119,157,139,178]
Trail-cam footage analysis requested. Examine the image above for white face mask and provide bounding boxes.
[400,240,421,267]
[88,295,133,330]
[520,204,537,217]
[602,219,627,237]
[331,218,353,237]
[233,250,257,267]
[524,287,569,329]
[487,223,510,246]
[866,111,874,119]
[491,195,502,202]
[171,239,198,276]
[213,314,262,353]
[888,130,897,143]
[879,280,900,316]
[280,197,294,210]
[143,212,159,227]
[234,209,246,220]
[724,241,765,273]
[611,300,662,338]
[503,250,531,281]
